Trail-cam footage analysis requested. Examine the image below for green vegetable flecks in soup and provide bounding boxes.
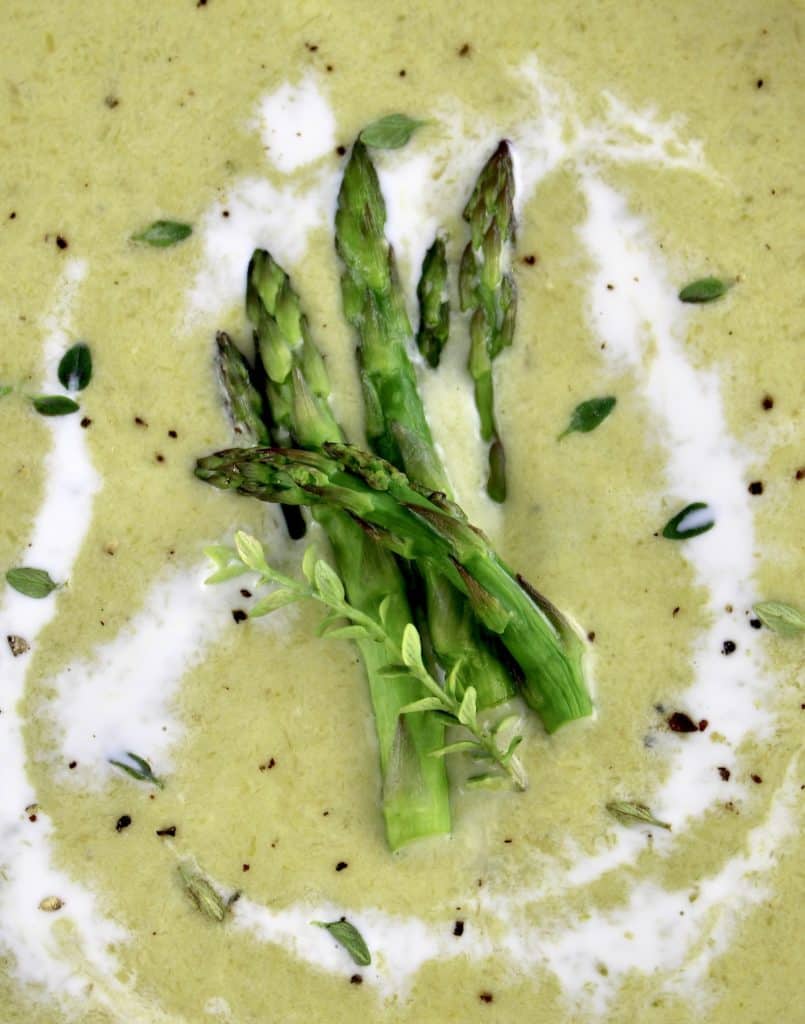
[132,220,193,247]
[360,113,425,149]
[314,919,372,966]
[31,395,80,416]
[752,601,805,637]
[678,276,729,303]
[5,567,60,598]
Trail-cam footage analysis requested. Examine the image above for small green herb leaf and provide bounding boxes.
[400,623,424,671]
[301,544,318,584]
[360,114,425,150]
[314,559,345,605]
[132,220,192,247]
[606,800,671,830]
[313,919,371,966]
[457,686,477,729]
[430,740,481,758]
[234,531,268,573]
[321,624,372,641]
[5,567,59,598]
[109,752,164,789]
[558,396,616,440]
[31,395,80,416]
[662,502,715,540]
[203,545,248,584]
[752,601,805,637]
[399,696,445,715]
[57,342,93,391]
[177,863,228,922]
[249,589,301,617]
[678,277,729,303]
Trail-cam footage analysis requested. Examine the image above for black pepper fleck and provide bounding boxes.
[56,235,68,250]
[587,631,596,642]
[668,711,698,733]
[168,429,178,439]
[240,588,252,598]
[80,416,92,428]
[761,394,774,410]
[155,453,165,463]
[116,815,132,832]
[756,78,764,88]
[797,467,805,481]
[134,416,148,427]
[749,618,762,630]
[479,992,494,1003]
[522,254,537,265]
[718,766,731,781]
[672,606,681,617]
[748,481,764,495]
[68,760,77,769]
[350,974,363,985]
[721,640,737,655]
[156,825,176,837]
[751,774,763,784]
[232,609,247,623]
[335,861,348,872]
[9,211,17,219]
[399,69,406,77]
[242,863,250,872]
[104,95,120,109]
[336,145,346,156]
[453,920,465,936]
[698,719,709,731]
[458,43,471,56]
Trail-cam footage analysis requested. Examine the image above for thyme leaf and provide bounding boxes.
[558,396,616,440]
[132,220,193,247]
[678,277,730,303]
[31,395,80,416]
[752,601,805,637]
[662,502,715,540]
[109,752,164,789]
[57,342,93,391]
[360,114,425,150]
[177,863,229,922]
[5,567,59,598]
[313,919,372,966]
[606,800,671,830]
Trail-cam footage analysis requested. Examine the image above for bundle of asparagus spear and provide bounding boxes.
[197,136,592,850]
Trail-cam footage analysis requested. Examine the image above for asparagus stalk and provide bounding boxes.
[416,235,450,368]
[195,443,593,734]
[215,332,306,540]
[458,141,517,503]
[245,250,449,849]
[336,141,514,708]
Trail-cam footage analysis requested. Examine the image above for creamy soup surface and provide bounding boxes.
[1,3,803,1022]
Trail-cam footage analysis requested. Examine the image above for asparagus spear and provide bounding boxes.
[245,250,450,849]
[214,331,306,540]
[416,235,450,368]
[195,443,593,734]
[336,141,514,708]
[458,141,517,503]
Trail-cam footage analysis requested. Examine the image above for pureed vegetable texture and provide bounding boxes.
[1,3,803,1024]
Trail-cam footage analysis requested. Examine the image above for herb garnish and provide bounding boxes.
[360,114,425,150]
[606,800,671,830]
[314,919,372,966]
[558,396,617,440]
[57,342,93,391]
[752,601,805,637]
[661,502,714,540]
[108,752,165,788]
[177,863,229,922]
[5,567,59,599]
[205,532,527,790]
[678,277,730,303]
[31,395,80,416]
[0,385,12,398]
[132,220,193,247]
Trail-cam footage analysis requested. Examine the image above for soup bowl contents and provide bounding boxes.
[1,3,802,1022]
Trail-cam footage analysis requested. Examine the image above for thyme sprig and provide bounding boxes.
[206,532,527,790]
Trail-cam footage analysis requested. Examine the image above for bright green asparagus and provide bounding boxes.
[195,443,593,734]
[416,235,450,368]
[214,331,306,540]
[245,250,449,849]
[336,140,515,709]
[458,141,517,503]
